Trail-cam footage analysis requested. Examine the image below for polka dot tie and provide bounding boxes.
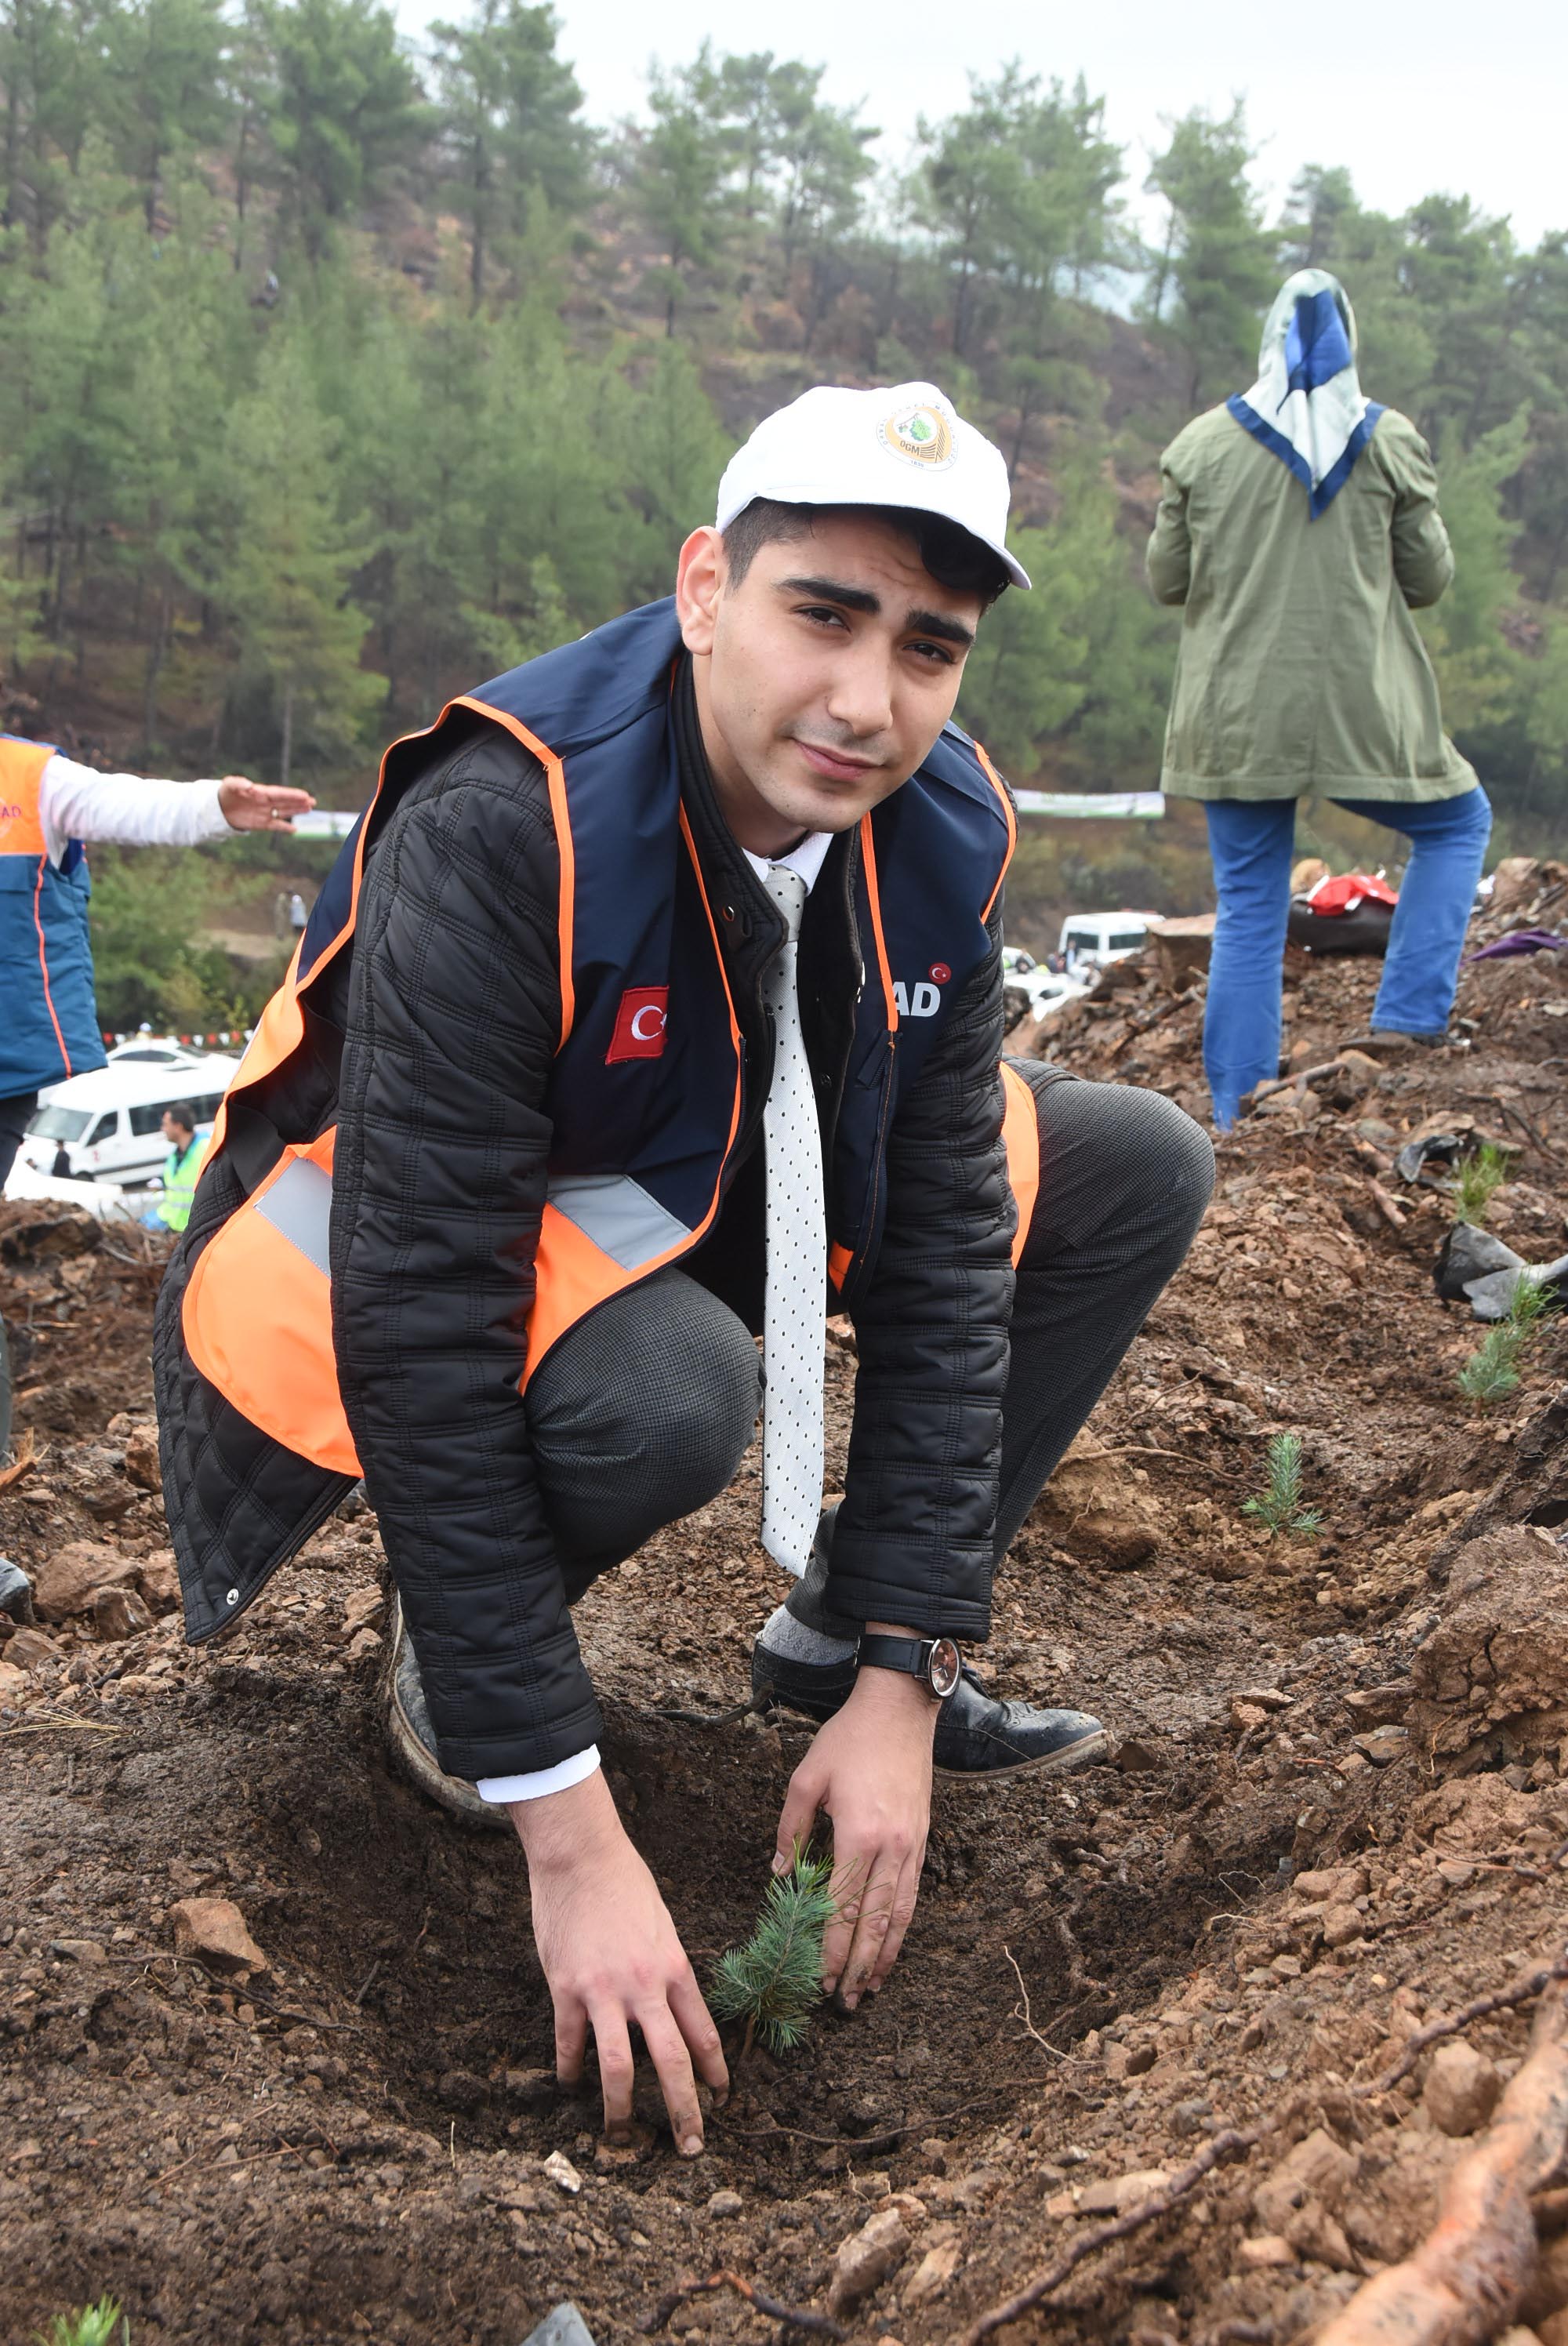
[759,867,826,1579]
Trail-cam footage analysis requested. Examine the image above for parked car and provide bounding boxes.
[15,1050,238,1188]
[1001,945,1087,1033]
[1058,910,1158,971]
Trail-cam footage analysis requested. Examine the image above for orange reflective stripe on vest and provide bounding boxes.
[999,1062,1040,1269]
[0,739,52,855]
[183,1131,361,1478]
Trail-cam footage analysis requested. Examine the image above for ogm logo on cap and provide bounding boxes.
[877,399,955,470]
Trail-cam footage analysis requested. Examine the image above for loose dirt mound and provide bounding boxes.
[4,871,1568,2346]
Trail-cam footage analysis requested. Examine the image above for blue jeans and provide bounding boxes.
[1202,787,1493,1128]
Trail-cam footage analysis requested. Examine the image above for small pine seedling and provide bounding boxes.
[35,2301,128,2346]
[1457,1275,1558,1407]
[1450,1142,1510,1227]
[1242,1432,1322,1538]
[710,1849,836,2054]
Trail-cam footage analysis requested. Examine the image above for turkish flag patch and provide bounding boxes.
[606,986,670,1063]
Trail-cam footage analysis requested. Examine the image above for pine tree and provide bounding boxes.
[710,1851,834,2054]
[220,336,377,782]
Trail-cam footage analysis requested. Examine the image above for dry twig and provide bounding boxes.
[0,1428,42,1488]
[1369,1947,1568,2095]
[960,2127,1268,2344]
[647,2269,846,2337]
[1003,1944,1069,2061]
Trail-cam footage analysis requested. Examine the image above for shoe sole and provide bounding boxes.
[381,1596,512,1833]
[935,1725,1110,1781]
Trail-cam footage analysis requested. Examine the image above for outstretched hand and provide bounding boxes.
[217,777,316,832]
[773,1645,936,2010]
[510,1767,728,2152]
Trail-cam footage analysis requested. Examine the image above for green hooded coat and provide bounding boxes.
[1146,404,1477,803]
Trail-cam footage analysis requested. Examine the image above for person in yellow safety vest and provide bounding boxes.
[154,1103,208,1233]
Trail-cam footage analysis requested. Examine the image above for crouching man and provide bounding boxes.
[155,383,1212,2154]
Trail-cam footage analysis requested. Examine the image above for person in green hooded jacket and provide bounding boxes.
[154,1102,207,1234]
[1147,267,1491,1127]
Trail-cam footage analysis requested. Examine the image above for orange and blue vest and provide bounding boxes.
[180,601,1040,1478]
[0,737,107,1098]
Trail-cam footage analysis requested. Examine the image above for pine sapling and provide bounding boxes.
[35,2301,128,2346]
[710,1849,835,2055]
[1242,1432,1322,1538]
[1457,1275,1557,1408]
[1451,1141,1510,1227]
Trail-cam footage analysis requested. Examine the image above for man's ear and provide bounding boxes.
[676,526,725,656]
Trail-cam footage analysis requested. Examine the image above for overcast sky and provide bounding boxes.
[397,0,1568,251]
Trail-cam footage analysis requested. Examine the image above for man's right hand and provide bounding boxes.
[509,1767,728,2153]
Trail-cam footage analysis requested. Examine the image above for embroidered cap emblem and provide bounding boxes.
[877,399,956,470]
[607,986,669,1063]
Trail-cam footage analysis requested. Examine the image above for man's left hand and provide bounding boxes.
[217,777,317,831]
[773,1641,937,2010]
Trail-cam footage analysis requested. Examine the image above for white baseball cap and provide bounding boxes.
[715,380,1032,591]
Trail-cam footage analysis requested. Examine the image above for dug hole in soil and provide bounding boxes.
[5,857,1568,2346]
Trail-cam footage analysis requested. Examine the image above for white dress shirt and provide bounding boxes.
[475,827,833,1807]
[38,753,230,864]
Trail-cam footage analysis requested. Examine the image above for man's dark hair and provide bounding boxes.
[721,497,1011,609]
[165,1101,197,1135]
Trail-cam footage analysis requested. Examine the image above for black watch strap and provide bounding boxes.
[858,1633,962,1699]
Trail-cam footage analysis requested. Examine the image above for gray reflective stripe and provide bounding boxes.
[254,1156,333,1277]
[546,1173,691,1271]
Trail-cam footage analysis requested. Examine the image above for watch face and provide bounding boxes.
[927,1637,961,1699]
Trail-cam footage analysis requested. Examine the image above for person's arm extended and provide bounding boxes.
[331,730,724,2142]
[39,754,311,859]
[779,905,1013,2004]
[1146,440,1194,605]
[1384,413,1456,609]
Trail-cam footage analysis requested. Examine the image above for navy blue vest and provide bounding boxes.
[299,601,1013,1331]
[0,736,106,1098]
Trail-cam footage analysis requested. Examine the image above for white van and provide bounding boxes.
[16,1048,238,1188]
[1058,911,1157,971]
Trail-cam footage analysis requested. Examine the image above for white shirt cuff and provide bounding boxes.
[474,1745,601,1804]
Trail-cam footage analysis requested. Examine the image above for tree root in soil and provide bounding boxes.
[960,1947,1568,2346]
[644,2269,847,2338]
[1316,1983,1568,2346]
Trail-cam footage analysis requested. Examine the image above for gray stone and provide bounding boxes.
[0,1558,35,1625]
[517,2306,596,2346]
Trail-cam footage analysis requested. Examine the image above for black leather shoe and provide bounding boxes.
[382,1593,510,1831]
[751,1640,1108,1780]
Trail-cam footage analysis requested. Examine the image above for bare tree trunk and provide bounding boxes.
[142,585,169,747]
[470,136,488,313]
[234,110,250,271]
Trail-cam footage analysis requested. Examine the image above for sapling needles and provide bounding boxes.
[1242,1433,1322,1538]
[1450,1142,1510,1227]
[710,1849,835,2054]
[1457,1276,1557,1408]
[34,2301,128,2346]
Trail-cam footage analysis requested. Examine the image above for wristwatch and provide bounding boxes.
[857,1633,963,1701]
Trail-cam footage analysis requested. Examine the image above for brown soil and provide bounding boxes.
[5,869,1568,2346]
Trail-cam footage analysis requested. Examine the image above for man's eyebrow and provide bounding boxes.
[777,575,880,614]
[907,607,975,650]
[776,576,975,650]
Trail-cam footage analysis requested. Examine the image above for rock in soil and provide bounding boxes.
[1424,2039,1503,2136]
[169,1897,268,1976]
[829,2206,911,2314]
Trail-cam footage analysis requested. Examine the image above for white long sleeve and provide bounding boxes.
[475,1745,601,1804]
[39,753,230,866]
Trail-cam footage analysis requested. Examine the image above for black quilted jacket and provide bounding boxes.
[155,667,1014,1778]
